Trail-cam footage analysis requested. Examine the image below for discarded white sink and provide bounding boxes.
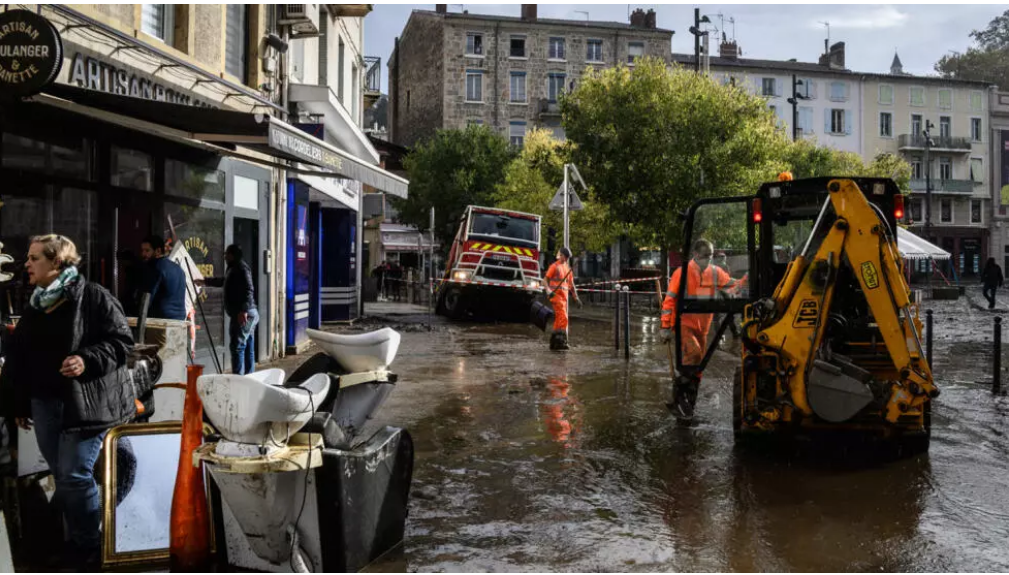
[307,327,401,372]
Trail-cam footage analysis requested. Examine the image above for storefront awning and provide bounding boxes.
[897,228,951,261]
[38,83,409,198]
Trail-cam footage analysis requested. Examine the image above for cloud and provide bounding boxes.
[809,6,909,30]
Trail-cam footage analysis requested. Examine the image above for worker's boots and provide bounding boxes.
[549,332,570,351]
[669,375,700,420]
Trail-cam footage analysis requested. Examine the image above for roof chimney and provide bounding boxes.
[435,4,446,14]
[629,8,646,27]
[828,41,845,69]
[521,4,537,21]
[719,39,739,60]
[644,9,657,29]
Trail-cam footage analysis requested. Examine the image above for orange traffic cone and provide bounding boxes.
[169,364,212,572]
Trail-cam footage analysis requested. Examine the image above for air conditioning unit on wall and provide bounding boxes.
[280,4,321,35]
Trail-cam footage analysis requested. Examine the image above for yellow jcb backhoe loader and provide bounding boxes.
[672,177,938,451]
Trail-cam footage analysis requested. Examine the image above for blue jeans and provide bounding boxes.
[31,398,107,551]
[229,308,259,375]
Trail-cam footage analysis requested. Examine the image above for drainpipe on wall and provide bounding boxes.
[493,22,500,131]
[276,20,290,359]
[858,75,864,157]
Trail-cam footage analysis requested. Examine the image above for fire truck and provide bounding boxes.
[436,206,544,320]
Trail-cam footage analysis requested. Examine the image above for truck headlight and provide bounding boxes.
[452,270,472,281]
[527,280,542,290]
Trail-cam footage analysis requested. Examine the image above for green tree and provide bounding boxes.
[935,9,1009,88]
[783,138,911,192]
[492,129,619,253]
[394,125,516,246]
[561,58,787,257]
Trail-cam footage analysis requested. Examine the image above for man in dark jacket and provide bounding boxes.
[224,244,258,375]
[982,257,1004,309]
[140,235,187,321]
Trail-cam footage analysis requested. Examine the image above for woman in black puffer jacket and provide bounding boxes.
[0,234,135,566]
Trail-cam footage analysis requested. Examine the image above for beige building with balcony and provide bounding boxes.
[861,62,991,277]
[989,91,1009,270]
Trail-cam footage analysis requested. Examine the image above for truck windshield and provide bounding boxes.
[470,212,538,243]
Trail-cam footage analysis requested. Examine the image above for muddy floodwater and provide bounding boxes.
[337,291,1009,572]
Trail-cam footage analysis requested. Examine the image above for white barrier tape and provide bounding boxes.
[575,276,662,288]
[577,288,659,295]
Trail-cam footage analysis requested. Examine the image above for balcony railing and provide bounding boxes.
[364,55,381,109]
[537,98,561,117]
[898,134,973,152]
[908,178,975,194]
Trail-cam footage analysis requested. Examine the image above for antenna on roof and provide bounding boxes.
[574,10,589,24]
[819,20,830,46]
[728,16,735,41]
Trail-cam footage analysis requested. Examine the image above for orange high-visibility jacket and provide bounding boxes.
[661,260,736,331]
[545,261,574,298]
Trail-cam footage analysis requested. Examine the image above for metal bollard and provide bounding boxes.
[925,309,933,370]
[623,286,631,360]
[994,316,1002,395]
[614,285,621,350]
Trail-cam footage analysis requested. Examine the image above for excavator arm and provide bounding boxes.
[754,179,937,425]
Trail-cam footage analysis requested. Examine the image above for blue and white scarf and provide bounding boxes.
[30,266,79,311]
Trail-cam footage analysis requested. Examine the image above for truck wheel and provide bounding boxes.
[732,367,743,439]
[443,287,466,320]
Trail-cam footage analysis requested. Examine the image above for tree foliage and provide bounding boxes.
[395,125,516,246]
[561,58,787,251]
[783,139,912,192]
[492,129,619,253]
[935,9,1009,88]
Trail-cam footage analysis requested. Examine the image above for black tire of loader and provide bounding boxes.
[732,367,743,439]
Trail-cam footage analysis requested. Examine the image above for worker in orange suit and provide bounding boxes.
[660,239,746,419]
[545,247,580,351]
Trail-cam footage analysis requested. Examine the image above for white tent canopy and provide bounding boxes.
[897,228,950,261]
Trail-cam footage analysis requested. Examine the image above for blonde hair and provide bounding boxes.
[30,234,81,269]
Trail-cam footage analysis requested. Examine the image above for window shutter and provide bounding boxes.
[845,110,852,135]
[775,79,782,97]
[809,80,817,99]
[225,4,247,80]
[752,77,761,95]
[844,82,850,100]
[824,108,831,133]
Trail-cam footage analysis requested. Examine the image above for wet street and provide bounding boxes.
[307,291,1009,572]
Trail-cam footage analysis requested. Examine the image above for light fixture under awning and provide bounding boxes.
[39,83,409,198]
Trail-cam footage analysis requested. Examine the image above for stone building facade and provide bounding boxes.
[390,4,673,147]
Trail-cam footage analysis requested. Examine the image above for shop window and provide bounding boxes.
[53,188,100,282]
[165,159,225,203]
[233,175,259,211]
[2,132,90,179]
[225,4,248,81]
[164,202,226,370]
[111,147,153,191]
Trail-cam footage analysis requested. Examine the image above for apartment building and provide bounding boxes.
[673,41,863,155]
[389,4,674,147]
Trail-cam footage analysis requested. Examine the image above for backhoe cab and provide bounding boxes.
[675,177,936,450]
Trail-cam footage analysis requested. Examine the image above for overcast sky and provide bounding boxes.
[364,4,1006,92]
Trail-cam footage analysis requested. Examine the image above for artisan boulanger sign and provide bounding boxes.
[269,124,344,172]
[68,52,217,108]
[0,9,62,96]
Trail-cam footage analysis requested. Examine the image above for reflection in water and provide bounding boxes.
[540,377,579,448]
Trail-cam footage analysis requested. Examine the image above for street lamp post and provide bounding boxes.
[689,8,711,73]
[786,75,809,142]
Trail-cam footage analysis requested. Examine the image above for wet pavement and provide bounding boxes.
[274,289,1009,572]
